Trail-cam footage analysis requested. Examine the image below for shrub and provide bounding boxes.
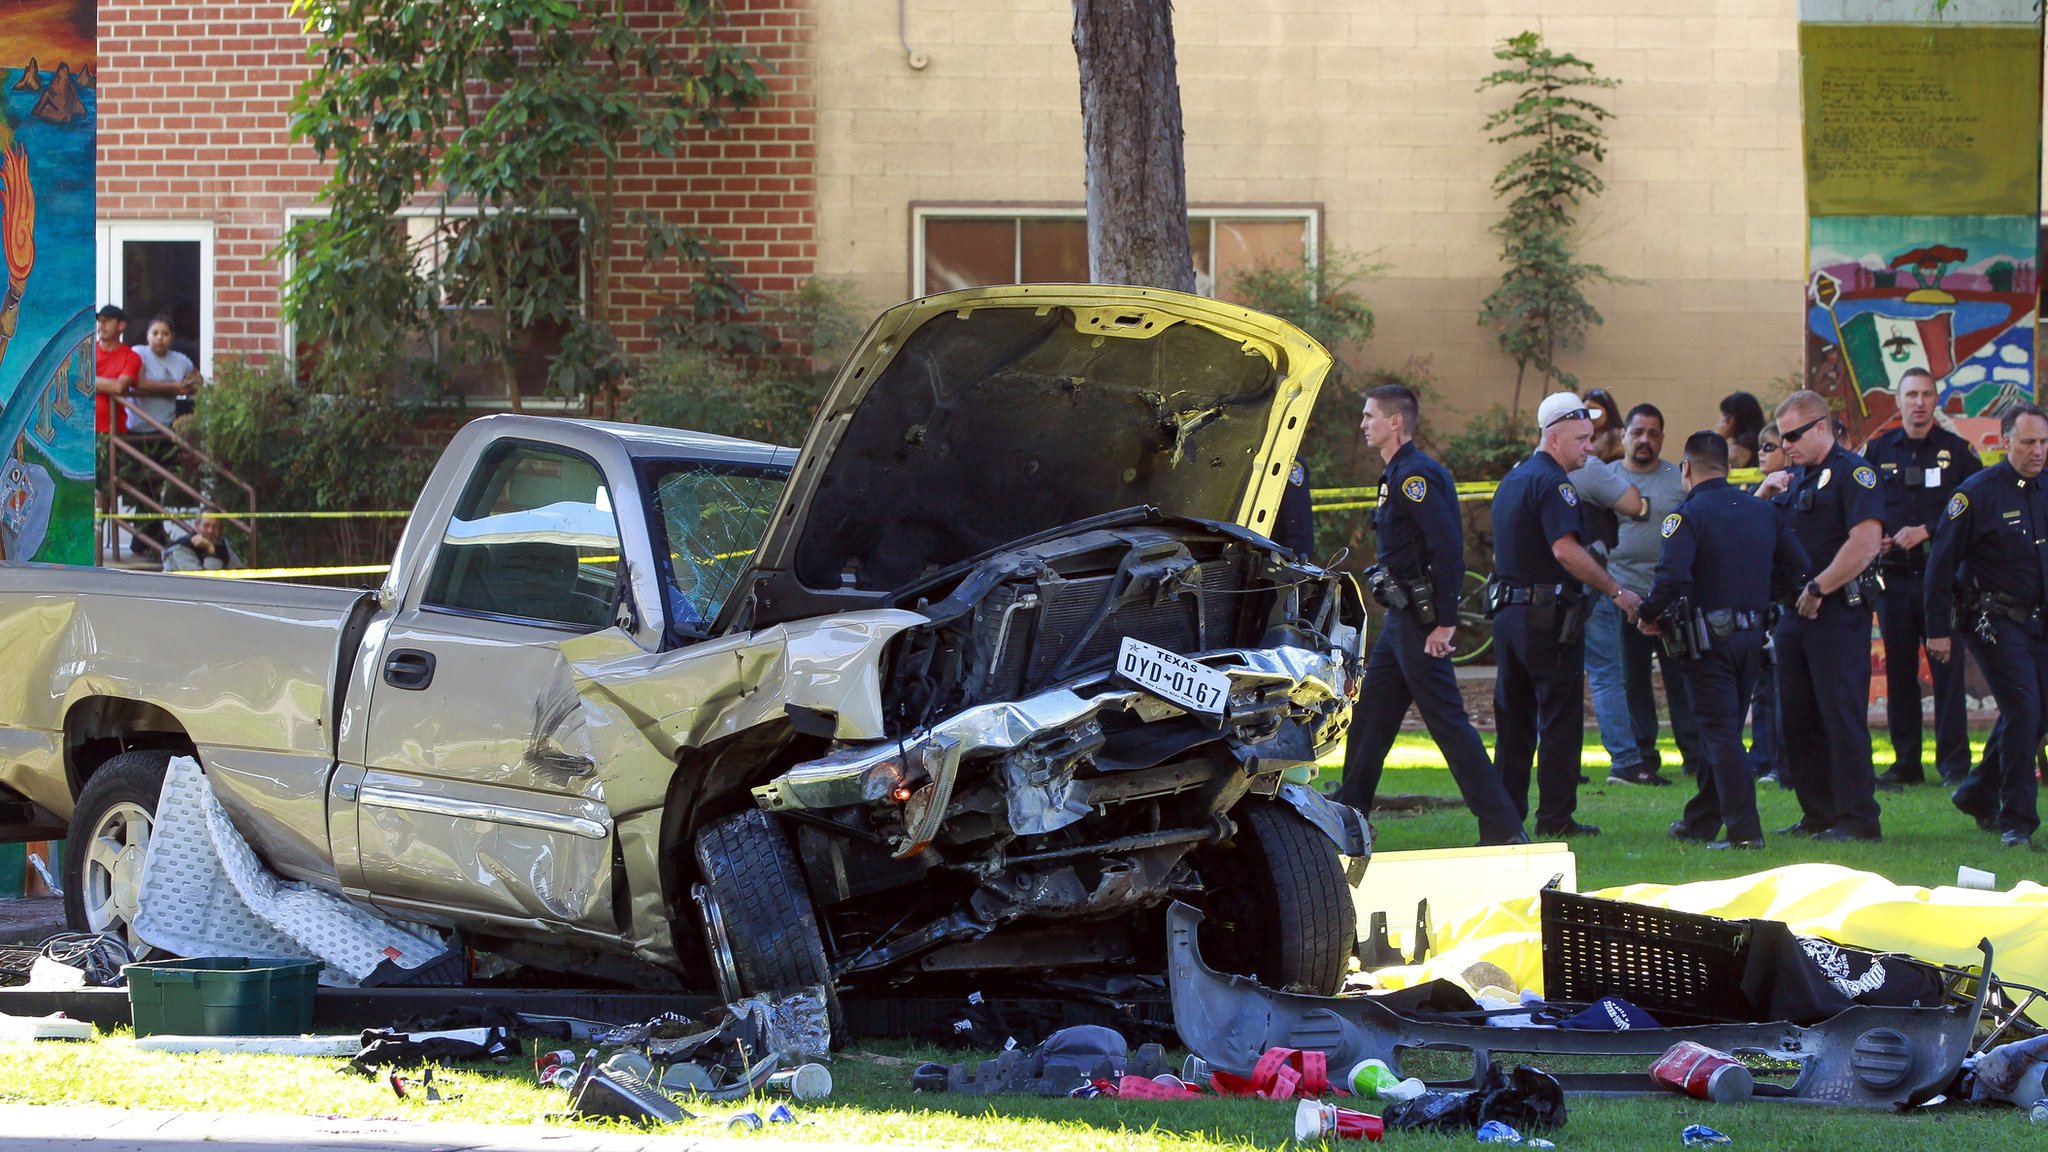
[190,358,442,567]
[627,277,865,448]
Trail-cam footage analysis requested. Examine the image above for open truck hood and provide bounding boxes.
[723,285,1332,631]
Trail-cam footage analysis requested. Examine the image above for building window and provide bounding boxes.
[913,207,1318,301]
[283,207,583,407]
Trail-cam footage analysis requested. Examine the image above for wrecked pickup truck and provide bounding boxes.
[0,285,1368,1001]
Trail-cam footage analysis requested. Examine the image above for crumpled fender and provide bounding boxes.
[1277,781,1370,859]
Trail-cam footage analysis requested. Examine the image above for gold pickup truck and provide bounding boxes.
[0,286,1368,1002]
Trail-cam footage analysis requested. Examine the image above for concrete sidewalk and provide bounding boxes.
[0,1103,943,1152]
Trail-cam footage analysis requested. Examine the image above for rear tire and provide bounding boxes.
[1195,803,1355,995]
[693,809,841,1026]
[63,749,175,960]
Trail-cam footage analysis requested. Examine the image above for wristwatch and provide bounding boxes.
[1805,579,1823,599]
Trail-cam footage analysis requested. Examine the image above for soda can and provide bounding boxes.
[726,1111,763,1132]
[766,1103,798,1124]
[765,1062,833,1101]
[1682,1124,1734,1146]
[1651,1041,1754,1103]
[545,1064,581,1090]
[1294,1099,1384,1142]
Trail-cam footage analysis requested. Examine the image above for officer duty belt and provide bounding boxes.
[1979,589,2045,625]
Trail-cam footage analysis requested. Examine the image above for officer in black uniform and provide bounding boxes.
[1272,458,1316,562]
[1924,403,2048,850]
[1757,390,1886,842]
[1488,392,1644,838]
[1638,431,1810,849]
[1338,385,1526,845]
[1861,368,1982,786]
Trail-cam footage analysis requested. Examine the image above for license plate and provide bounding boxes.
[1116,636,1231,717]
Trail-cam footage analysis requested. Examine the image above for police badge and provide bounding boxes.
[1558,483,1578,507]
[1947,493,1968,520]
[1661,513,1682,538]
[1853,466,1877,489]
[1403,476,1427,502]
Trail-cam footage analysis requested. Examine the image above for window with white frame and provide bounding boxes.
[913,207,1318,301]
[283,207,583,405]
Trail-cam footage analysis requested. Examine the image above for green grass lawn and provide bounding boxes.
[1330,728,2020,892]
[0,727,2035,1149]
[0,1033,2030,1151]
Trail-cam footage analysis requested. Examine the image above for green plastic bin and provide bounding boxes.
[123,957,322,1036]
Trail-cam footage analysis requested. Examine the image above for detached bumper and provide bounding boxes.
[1165,902,1988,1108]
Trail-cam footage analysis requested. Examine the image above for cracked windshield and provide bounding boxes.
[647,462,788,634]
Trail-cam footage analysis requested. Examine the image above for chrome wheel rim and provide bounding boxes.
[82,799,154,959]
[692,882,743,1003]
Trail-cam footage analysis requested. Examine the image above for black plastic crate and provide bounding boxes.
[1540,888,1757,1026]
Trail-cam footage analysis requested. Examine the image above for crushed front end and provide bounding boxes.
[750,520,1368,986]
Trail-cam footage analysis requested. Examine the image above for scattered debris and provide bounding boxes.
[1682,1124,1734,1146]
[0,1011,91,1040]
[1475,1120,1554,1147]
[1295,1099,1384,1142]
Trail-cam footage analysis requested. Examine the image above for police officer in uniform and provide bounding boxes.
[1638,432,1810,849]
[1488,393,1644,838]
[1924,403,2048,850]
[1338,385,1526,845]
[1273,457,1316,562]
[1756,390,1886,842]
[1862,368,1982,786]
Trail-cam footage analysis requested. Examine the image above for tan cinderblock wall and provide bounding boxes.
[813,0,1809,446]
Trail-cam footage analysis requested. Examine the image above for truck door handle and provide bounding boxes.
[383,649,436,691]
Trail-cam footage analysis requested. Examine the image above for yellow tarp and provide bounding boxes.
[1368,864,2048,1021]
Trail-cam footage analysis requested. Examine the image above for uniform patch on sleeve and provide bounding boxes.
[1402,476,1427,502]
[1661,513,1683,538]
[1853,465,1877,489]
[1947,492,1969,520]
[1558,483,1578,507]
[1289,461,1305,485]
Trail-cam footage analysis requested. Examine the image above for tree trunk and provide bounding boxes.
[1073,0,1195,293]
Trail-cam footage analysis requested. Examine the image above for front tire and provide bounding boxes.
[1195,803,1355,995]
[693,809,840,1023]
[63,749,174,959]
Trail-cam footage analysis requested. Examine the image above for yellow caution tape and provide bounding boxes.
[185,564,392,581]
[1311,468,1769,514]
[96,510,411,521]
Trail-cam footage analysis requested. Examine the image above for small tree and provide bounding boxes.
[1477,31,1621,415]
[283,0,770,408]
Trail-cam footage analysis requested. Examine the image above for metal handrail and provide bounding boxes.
[99,398,259,564]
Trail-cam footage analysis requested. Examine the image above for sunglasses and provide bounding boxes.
[1780,415,1827,444]
[1758,440,1783,453]
[1543,407,1593,429]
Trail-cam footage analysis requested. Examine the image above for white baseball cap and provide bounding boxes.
[1536,391,1593,430]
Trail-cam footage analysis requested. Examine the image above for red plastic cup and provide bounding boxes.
[1650,1040,1754,1102]
[1294,1099,1385,1141]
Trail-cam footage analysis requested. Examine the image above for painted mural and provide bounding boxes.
[1797,0,2044,443]
[0,5,94,565]
[1806,216,2038,431]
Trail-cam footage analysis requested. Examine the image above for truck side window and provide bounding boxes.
[423,443,623,631]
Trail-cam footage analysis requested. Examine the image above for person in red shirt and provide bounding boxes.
[93,304,143,557]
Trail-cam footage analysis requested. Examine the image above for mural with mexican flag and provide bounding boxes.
[1799,0,2043,443]
[1808,215,2038,430]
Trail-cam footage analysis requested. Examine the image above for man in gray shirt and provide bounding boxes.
[1568,453,1649,786]
[1609,404,1705,782]
[124,314,200,557]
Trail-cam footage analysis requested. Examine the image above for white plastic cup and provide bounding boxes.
[1958,865,1997,890]
[766,1062,833,1101]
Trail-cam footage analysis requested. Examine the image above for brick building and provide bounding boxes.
[90,0,1988,435]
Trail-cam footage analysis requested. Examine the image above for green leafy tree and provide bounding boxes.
[1477,31,1622,415]
[282,0,770,409]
